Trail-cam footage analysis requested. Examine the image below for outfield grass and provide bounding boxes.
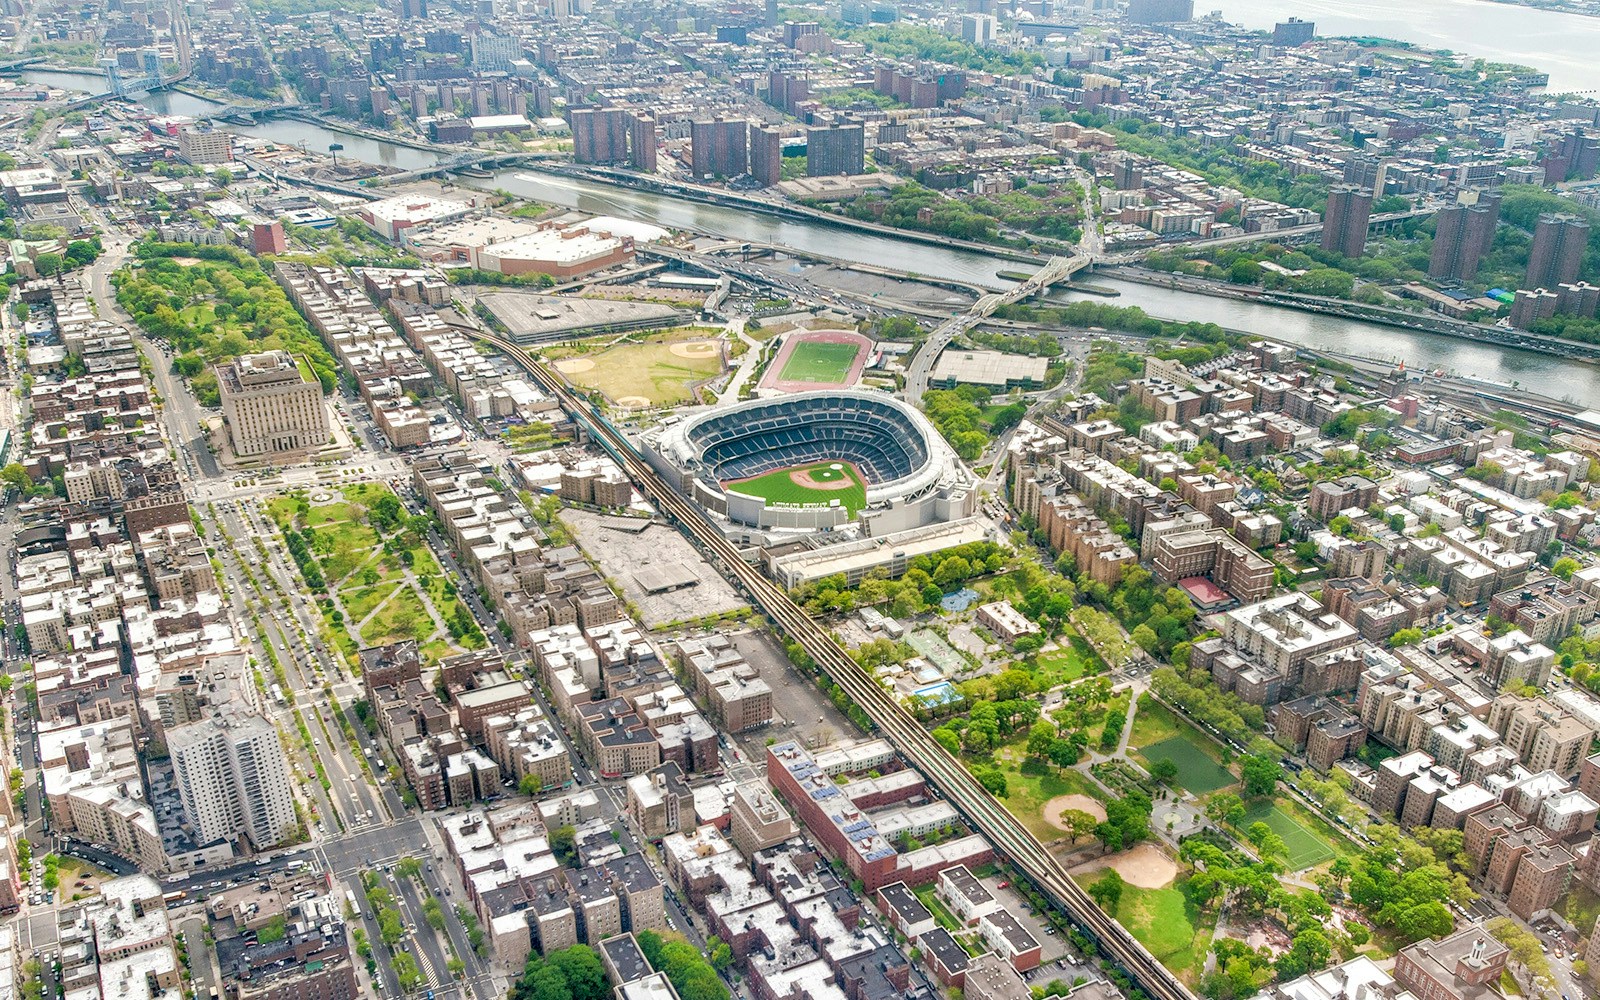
[990,750,1107,842]
[727,461,867,515]
[778,339,862,384]
[1078,877,1214,983]
[546,330,725,406]
[1138,736,1234,794]
[1238,801,1335,870]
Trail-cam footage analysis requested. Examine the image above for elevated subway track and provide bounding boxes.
[474,327,1197,1000]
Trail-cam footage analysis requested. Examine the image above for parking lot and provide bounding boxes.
[730,629,859,754]
[560,509,747,627]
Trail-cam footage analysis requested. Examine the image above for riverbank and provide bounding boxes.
[1108,266,1600,365]
[544,163,1051,266]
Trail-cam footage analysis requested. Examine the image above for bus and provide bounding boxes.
[163,891,186,907]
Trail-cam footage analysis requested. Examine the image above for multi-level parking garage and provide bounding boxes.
[643,390,972,535]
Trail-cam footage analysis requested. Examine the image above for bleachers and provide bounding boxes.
[687,395,929,486]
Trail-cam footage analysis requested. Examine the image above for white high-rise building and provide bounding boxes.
[960,13,997,46]
[169,710,296,850]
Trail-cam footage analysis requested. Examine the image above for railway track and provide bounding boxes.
[479,331,1197,1000]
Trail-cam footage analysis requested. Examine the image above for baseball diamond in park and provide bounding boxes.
[643,389,964,532]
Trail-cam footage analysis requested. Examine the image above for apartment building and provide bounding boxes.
[169,707,297,850]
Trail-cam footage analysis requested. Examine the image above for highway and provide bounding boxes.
[476,330,1197,1000]
[904,254,1087,405]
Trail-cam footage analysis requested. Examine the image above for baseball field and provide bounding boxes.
[726,461,868,515]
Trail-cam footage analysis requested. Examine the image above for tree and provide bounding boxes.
[0,463,31,495]
[1048,738,1080,769]
[1554,557,1581,581]
[520,773,543,797]
[931,727,960,755]
[1389,628,1424,648]
[1150,758,1179,785]
[1026,720,1057,760]
[1245,821,1287,859]
[1206,793,1246,827]
[1130,623,1159,652]
[548,946,608,1000]
[1058,808,1099,841]
[975,767,1008,797]
[707,938,733,972]
[1088,869,1124,911]
[1240,755,1282,798]
[550,825,578,867]
[33,253,62,277]
[395,857,422,880]
[525,964,574,1000]
[257,914,288,943]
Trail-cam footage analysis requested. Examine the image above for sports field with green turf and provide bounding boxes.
[726,461,867,515]
[778,339,863,384]
[1238,801,1337,870]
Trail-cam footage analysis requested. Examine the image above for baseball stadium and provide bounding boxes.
[643,389,974,537]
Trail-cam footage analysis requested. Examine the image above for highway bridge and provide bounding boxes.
[368,150,561,185]
[475,325,1198,1000]
[904,254,1087,404]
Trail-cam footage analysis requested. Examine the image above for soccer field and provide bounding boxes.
[1239,802,1336,870]
[726,461,867,515]
[778,340,863,384]
[1137,735,1233,794]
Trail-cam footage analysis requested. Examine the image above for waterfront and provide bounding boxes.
[475,168,1600,407]
[24,80,1600,406]
[1208,0,1600,93]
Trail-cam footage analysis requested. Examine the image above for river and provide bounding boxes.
[22,73,1600,405]
[1204,0,1600,93]
[476,168,1600,406]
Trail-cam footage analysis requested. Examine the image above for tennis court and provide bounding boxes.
[1137,735,1233,794]
[1239,801,1336,870]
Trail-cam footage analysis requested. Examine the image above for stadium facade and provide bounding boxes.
[643,390,975,541]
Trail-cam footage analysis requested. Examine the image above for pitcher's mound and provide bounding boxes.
[1071,842,1178,890]
[554,358,596,373]
[670,341,720,358]
[1044,794,1108,829]
[615,395,652,408]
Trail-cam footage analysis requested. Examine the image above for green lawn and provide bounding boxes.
[1079,877,1214,983]
[913,882,963,932]
[1238,801,1335,870]
[778,338,863,384]
[990,751,1107,842]
[1128,696,1184,749]
[359,586,432,645]
[726,461,867,515]
[1137,736,1234,794]
[341,581,400,624]
[1030,637,1095,689]
[269,483,484,657]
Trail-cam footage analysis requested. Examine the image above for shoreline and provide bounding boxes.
[1104,267,1600,365]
